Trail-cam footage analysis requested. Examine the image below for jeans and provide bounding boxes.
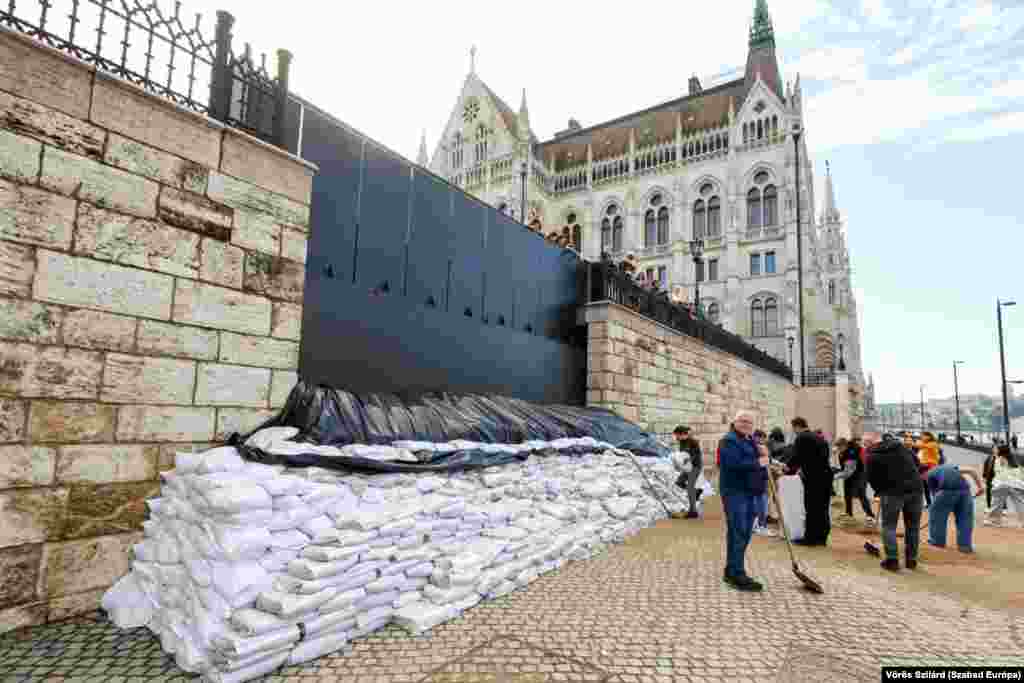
[754,493,769,527]
[880,492,923,562]
[928,489,974,551]
[722,493,757,578]
[844,476,874,517]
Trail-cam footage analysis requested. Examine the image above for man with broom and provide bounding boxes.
[718,411,770,592]
[864,432,924,572]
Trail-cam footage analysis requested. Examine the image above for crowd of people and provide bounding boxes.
[666,414,1021,592]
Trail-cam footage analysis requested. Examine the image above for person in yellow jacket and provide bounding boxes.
[915,432,941,506]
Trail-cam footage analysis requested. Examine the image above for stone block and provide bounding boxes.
[91,75,221,168]
[0,603,47,633]
[0,399,26,443]
[61,481,159,540]
[219,332,298,370]
[100,353,196,405]
[270,302,302,341]
[231,208,282,256]
[56,445,158,484]
[116,405,215,442]
[221,130,314,204]
[195,363,271,407]
[172,279,272,335]
[270,370,297,408]
[613,374,637,393]
[0,128,41,182]
[215,408,277,441]
[75,203,200,278]
[199,238,244,289]
[62,308,137,352]
[0,240,34,297]
[208,172,309,228]
[156,443,215,473]
[0,31,92,118]
[40,147,158,217]
[0,488,68,548]
[49,588,107,622]
[158,187,233,241]
[0,445,55,488]
[0,342,102,399]
[0,544,43,609]
[0,179,76,249]
[28,401,116,443]
[244,252,304,303]
[0,90,105,160]
[42,532,140,598]
[136,320,218,361]
[281,228,308,263]
[0,298,62,344]
[34,250,174,319]
[105,133,207,193]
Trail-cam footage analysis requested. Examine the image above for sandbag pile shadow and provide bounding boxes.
[229,381,671,473]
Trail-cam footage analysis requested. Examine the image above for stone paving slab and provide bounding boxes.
[1,517,1023,683]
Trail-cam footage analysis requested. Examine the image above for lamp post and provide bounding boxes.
[997,299,1015,446]
[792,122,806,386]
[919,384,926,432]
[953,360,964,443]
[787,336,795,370]
[519,161,528,225]
[689,238,704,317]
[838,342,846,371]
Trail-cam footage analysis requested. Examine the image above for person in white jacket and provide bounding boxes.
[984,445,1024,527]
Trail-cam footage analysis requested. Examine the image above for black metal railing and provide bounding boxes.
[582,261,794,381]
[805,366,836,386]
[0,1,291,147]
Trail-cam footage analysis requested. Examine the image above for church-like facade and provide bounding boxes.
[419,0,865,390]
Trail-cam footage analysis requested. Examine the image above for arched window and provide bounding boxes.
[771,115,778,137]
[572,224,582,251]
[451,133,464,169]
[747,188,762,228]
[475,125,488,164]
[644,209,656,248]
[612,216,623,252]
[529,219,541,232]
[765,297,779,336]
[828,280,836,304]
[693,199,706,239]
[707,302,720,325]
[707,196,721,237]
[751,299,765,337]
[657,207,669,245]
[763,185,778,226]
[601,218,612,252]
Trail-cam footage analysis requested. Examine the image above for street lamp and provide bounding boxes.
[787,336,795,370]
[838,342,846,371]
[998,299,1015,446]
[689,238,704,316]
[792,121,806,386]
[953,360,964,443]
[519,161,528,225]
[919,384,927,432]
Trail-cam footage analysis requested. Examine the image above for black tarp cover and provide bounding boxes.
[231,381,670,473]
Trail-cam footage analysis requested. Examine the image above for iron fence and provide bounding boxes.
[582,261,794,382]
[0,0,291,147]
[805,366,836,386]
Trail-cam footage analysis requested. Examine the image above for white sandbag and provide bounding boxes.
[287,554,360,581]
[210,644,291,673]
[335,530,379,547]
[602,496,639,520]
[394,591,421,608]
[356,605,394,630]
[423,583,476,605]
[211,561,272,609]
[358,590,398,610]
[269,529,310,550]
[405,561,435,578]
[205,524,272,562]
[392,601,453,634]
[101,573,154,629]
[287,629,351,666]
[231,608,304,637]
[197,483,272,515]
[205,650,289,683]
[245,426,299,451]
[365,573,406,593]
[776,475,806,541]
[301,544,368,563]
[319,588,366,614]
[379,558,426,577]
[256,588,338,619]
[260,549,299,574]
[212,628,299,660]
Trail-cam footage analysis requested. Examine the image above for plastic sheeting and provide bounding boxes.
[231,381,670,473]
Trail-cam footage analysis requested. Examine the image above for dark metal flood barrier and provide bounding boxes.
[294,101,588,405]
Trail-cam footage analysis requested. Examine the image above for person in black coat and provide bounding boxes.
[784,417,834,546]
[865,432,924,571]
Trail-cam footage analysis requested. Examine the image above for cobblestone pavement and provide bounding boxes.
[2,514,1023,683]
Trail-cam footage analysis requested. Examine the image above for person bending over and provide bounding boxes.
[927,463,983,554]
[717,412,770,592]
[836,437,876,524]
[865,432,923,572]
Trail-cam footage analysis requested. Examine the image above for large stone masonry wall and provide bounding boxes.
[583,302,796,457]
[0,28,315,631]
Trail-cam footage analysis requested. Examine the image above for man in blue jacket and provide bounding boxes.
[718,410,770,591]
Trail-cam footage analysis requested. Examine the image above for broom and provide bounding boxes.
[767,473,824,593]
[623,451,689,519]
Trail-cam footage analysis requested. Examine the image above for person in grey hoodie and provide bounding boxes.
[673,426,703,519]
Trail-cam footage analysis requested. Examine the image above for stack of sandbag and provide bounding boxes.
[102,429,712,682]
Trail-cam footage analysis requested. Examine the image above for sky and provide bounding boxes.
[37,0,1021,404]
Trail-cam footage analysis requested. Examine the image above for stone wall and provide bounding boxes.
[583,302,796,457]
[0,28,315,631]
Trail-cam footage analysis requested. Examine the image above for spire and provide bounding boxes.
[824,160,838,222]
[416,129,428,167]
[517,88,530,139]
[469,46,476,76]
[749,0,775,49]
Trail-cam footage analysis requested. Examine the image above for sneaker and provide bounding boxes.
[880,559,900,572]
[754,526,778,538]
[685,511,699,519]
[958,547,974,554]
[723,574,763,592]
[906,559,918,570]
